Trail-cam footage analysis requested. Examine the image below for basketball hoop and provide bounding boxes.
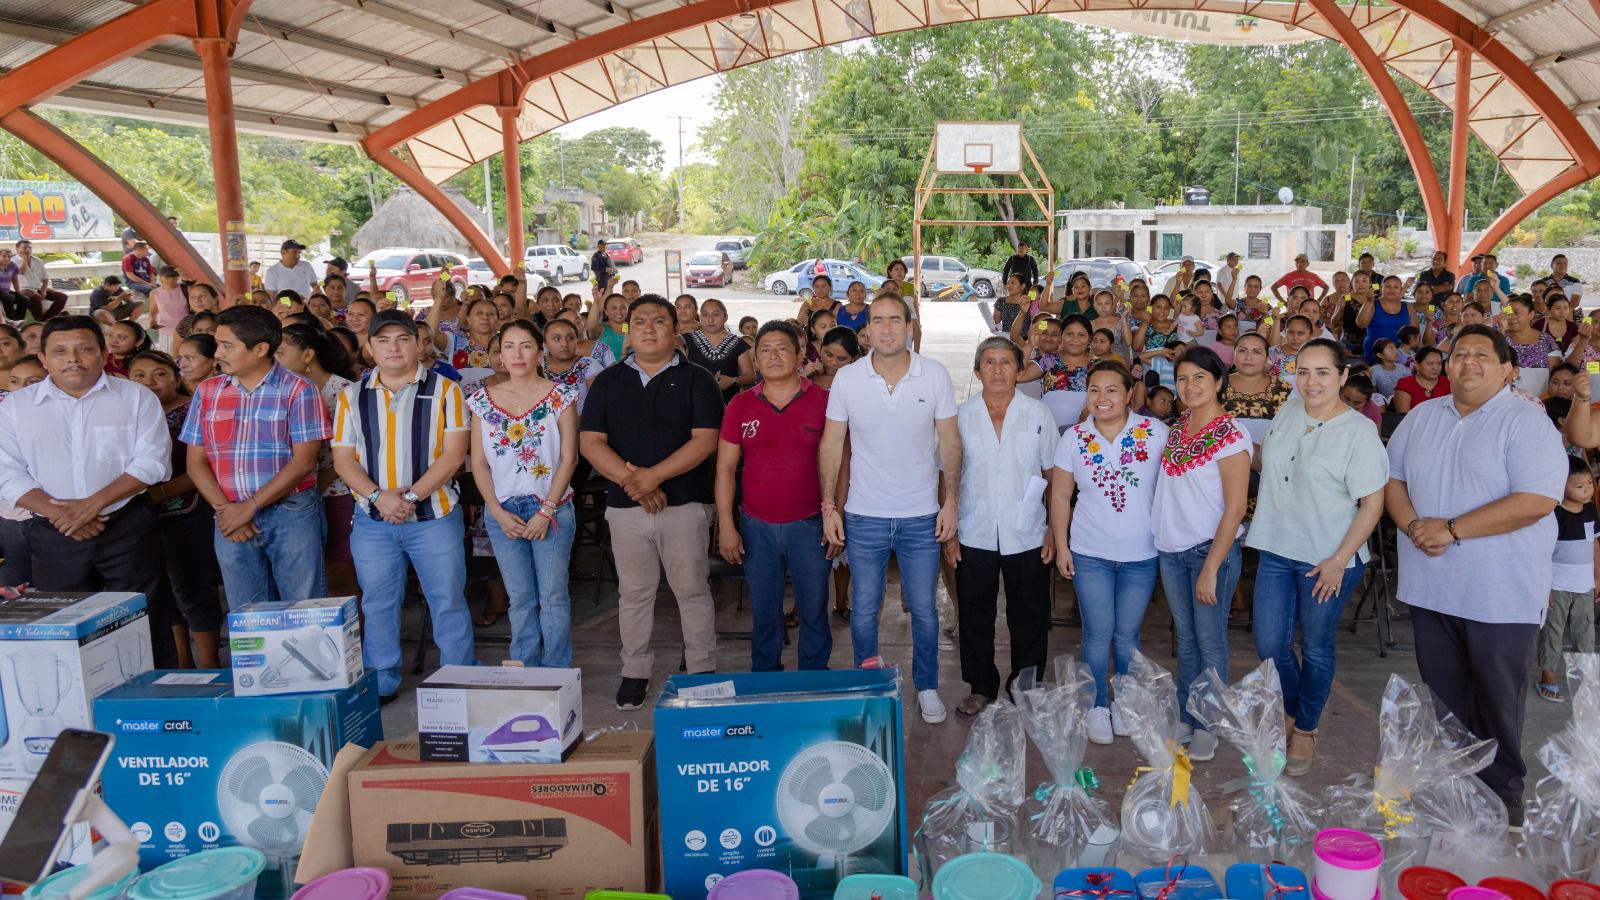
[963,144,994,175]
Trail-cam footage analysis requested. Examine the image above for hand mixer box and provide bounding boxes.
[92,669,383,898]
[0,592,152,778]
[416,665,582,763]
[652,670,909,900]
[227,596,364,696]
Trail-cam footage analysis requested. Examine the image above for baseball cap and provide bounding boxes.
[1294,252,1309,261]
[1226,251,1240,260]
[368,309,419,339]
[326,256,349,273]
[1180,255,1194,263]
[280,239,307,251]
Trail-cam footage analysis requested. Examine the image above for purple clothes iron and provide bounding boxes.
[483,714,560,748]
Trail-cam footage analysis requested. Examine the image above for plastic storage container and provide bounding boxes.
[1313,828,1383,900]
[1055,867,1138,900]
[584,893,673,900]
[23,864,140,900]
[291,868,390,900]
[1477,878,1548,900]
[437,891,528,900]
[127,848,266,900]
[1447,889,1510,900]
[834,874,917,899]
[1550,882,1600,900]
[1225,863,1310,900]
[707,869,802,900]
[1398,868,1468,900]
[933,853,1042,900]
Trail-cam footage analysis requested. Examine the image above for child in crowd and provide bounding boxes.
[103,319,151,378]
[1396,324,1421,369]
[1537,456,1599,702]
[149,265,186,348]
[20,321,41,356]
[1341,372,1385,427]
[1140,384,1176,423]
[1176,293,1206,340]
[739,316,759,349]
[1090,328,1117,362]
[8,355,44,391]
[1370,339,1409,400]
[803,308,836,367]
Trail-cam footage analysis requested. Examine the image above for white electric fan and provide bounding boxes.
[775,740,897,871]
[216,741,329,855]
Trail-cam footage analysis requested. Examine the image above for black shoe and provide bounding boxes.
[616,677,649,710]
[1505,795,1525,832]
[379,692,399,707]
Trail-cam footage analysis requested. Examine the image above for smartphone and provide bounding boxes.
[0,729,113,885]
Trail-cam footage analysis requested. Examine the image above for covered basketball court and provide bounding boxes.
[2,0,1599,297]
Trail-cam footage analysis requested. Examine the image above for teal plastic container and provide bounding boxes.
[127,848,266,900]
[835,874,918,899]
[932,853,1042,900]
[23,864,140,900]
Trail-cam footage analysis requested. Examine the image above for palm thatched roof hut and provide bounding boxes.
[352,186,500,258]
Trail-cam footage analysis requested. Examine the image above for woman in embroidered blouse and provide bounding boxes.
[467,319,580,668]
[1502,296,1562,370]
[1050,360,1169,744]
[1151,346,1252,764]
[683,297,754,400]
[1246,339,1387,776]
[542,318,607,412]
[1020,314,1093,393]
[435,295,497,373]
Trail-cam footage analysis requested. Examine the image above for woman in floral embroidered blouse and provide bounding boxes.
[1221,332,1291,420]
[1020,313,1094,394]
[1151,346,1252,764]
[1050,360,1169,745]
[436,296,498,373]
[466,319,581,668]
[1502,296,1562,370]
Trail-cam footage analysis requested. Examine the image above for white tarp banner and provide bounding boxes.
[1063,10,1321,45]
[0,179,114,242]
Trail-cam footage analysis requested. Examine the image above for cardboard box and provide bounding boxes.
[653,671,908,899]
[227,596,364,696]
[416,665,582,763]
[347,732,657,900]
[93,669,383,898]
[0,592,152,777]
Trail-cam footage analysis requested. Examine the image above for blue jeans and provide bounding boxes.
[743,512,832,672]
[351,506,477,696]
[1073,553,1159,708]
[1159,538,1242,727]
[485,499,576,668]
[1252,549,1366,731]
[213,489,327,609]
[845,512,940,691]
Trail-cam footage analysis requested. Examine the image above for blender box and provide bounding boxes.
[346,732,658,900]
[227,596,364,696]
[415,665,582,763]
[653,670,908,900]
[92,669,383,898]
[0,592,152,778]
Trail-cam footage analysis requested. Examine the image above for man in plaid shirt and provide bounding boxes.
[181,305,331,608]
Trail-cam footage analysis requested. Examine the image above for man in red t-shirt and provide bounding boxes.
[1271,253,1329,304]
[715,321,836,671]
[121,241,156,299]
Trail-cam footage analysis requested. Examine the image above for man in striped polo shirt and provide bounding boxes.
[332,309,475,702]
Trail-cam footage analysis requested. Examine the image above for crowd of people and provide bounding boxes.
[0,233,1589,829]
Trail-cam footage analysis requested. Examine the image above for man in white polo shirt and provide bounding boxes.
[1385,324,1565,826]
[820,292,961,724]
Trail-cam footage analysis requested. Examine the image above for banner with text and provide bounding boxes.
[0,180,115,242]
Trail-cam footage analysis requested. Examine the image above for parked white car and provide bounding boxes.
[524,244,589,283]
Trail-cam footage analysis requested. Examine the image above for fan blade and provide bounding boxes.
[787,755,834,807]
[225,757,275,805]
[804,813,856,849]
[842,763,888,813]
[280,764,327,813]
[246,813,302,850]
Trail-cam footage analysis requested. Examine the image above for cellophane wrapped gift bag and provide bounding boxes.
[1525,653,1600,884]
[913,699,1026,887]
[1112,651,1217,871]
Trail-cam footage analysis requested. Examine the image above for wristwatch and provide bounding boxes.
[403,490,421,505]
[1446,517,1460,545]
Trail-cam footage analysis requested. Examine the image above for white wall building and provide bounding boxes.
[1057,204,1352,274]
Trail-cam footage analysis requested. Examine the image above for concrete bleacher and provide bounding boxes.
[31,237,124,311]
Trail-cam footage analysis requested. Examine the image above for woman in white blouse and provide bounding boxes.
[1051,359,1169,745]
[1151,345,1252,764]
[1246,338,1387,776]
[466,319,581,668]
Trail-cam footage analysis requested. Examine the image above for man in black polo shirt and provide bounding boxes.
[580,293,724,710]
[1410,250,1455,297]
[590,239,617,299]
[1001,240,1039,289]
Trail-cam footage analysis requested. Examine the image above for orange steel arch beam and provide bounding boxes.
[1,108,221,288]
[1467,164,1592,261]
[366,149,510,278]
[0,0,191,120]
[1445,41,1471,269]
[1305,0,1449,248]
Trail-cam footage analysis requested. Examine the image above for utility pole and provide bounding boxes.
[482,158,494,244]
[1233,109,1241,206]
[1347,153,1358,227]
[669,115,689,231]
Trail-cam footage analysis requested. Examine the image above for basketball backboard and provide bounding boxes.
[934,121,1023,175]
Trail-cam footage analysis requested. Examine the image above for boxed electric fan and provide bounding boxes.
[0,592,152,778]
[92,668,383,898]
[227,596,363,696]
[653,670,908,900]
[416,665,582,763]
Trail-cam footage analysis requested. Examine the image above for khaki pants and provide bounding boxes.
[606,503,717,679]
[1538,588,1596,673]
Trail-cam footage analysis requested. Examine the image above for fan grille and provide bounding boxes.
[774,741,896,857]
[215,741,330,857]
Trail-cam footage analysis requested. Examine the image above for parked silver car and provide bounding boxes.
[900,255,1002,299]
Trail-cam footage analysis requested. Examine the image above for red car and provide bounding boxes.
[606,238,643,266]
[352,248,466,306]
[685,251,729,287]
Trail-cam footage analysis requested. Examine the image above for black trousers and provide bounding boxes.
[1412,605,1539,805]
[27,502,180,669]
[955,543,1051,700]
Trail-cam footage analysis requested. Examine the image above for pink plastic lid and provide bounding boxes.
[1311,881,1379,900]
[292,868,390,900]
[1448,889,1510,900]
[708,869,801,900]
[1314,828,1384,871]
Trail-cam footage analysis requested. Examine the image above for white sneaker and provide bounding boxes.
[1111,701,1131,737]
[1188,728,1218,762]
[1087,706,1113,745]
[918,689,947,724]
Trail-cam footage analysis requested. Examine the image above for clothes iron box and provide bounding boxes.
[652,670,908,900]
[92,669,383,899]
[416,666,582,764]
[227,597,364,696]
[0,592,152,778]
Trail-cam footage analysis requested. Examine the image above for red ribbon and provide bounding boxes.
[1263,863,1306,900]
[1145,855,1188,900]
[1056,871,1136,900]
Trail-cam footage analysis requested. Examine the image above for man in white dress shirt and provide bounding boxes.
[0,315,177,664]
[947,336,1058,717]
